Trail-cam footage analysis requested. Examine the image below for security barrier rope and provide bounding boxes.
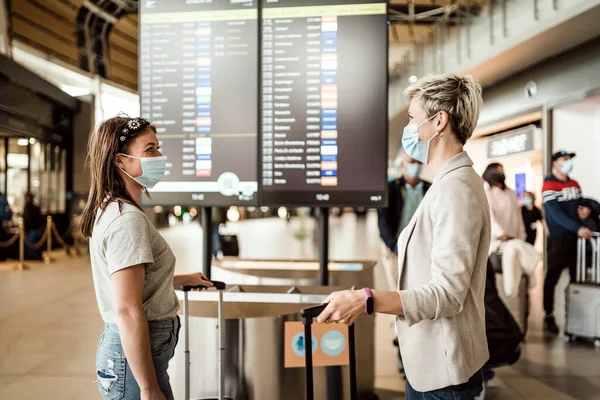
[0,232,20,248]
[1,215,88,271]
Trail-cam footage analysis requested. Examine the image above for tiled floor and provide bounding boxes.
[1,211,599,400]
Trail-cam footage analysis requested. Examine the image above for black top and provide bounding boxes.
[23,203,43,232]
[521,206,543,246]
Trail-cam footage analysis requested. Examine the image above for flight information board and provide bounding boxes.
[259,0,388,206]
[139,0,259,206]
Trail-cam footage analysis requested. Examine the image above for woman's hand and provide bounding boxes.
[173,272,213,289]
[315,290,365,326]
[141,387,166,400]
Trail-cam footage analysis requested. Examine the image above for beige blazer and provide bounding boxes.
[395,151,491,392]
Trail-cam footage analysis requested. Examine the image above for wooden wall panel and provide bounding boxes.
[11,1,77,44]
[11,17,79,63]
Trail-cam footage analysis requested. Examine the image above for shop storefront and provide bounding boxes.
[0,53,78,231]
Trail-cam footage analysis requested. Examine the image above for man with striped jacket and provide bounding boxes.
[542,150,594,334]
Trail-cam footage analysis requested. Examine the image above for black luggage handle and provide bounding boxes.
[180,280,226,292]
[301,303,328,323]
[301,302,358,400]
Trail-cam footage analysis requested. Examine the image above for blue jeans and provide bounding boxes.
[96,317,180,400]
[406,370,484,400]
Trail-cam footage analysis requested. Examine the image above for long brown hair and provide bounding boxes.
[80,116,155,238]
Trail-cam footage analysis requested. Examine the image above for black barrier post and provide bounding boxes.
[202,206,213,279]
[318,207,329,286]
[318,207,342,400]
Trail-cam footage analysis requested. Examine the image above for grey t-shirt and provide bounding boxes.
[90,201,179,325]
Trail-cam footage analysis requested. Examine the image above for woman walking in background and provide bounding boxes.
[482,163,526,244]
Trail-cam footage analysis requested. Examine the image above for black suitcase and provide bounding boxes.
[300,304,358,400]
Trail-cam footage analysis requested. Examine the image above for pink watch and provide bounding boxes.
[363,288,374,315]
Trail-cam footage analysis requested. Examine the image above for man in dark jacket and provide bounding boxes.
[377,150,431,377]
[542,150,593,334]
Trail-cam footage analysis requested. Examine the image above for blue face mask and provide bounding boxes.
[523,197,533,207]
[405,163,422,179]
[561,159,574,175]
[119,154,167,189]
[401,113,440,164]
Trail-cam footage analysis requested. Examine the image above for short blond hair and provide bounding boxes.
[404,74,482,144]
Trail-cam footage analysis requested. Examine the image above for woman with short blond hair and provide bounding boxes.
[316,74,490,399]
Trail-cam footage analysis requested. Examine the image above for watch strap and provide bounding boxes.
[363,287,373,314]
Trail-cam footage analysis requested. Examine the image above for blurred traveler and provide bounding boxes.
[578,198,600,232]
[542,150,592,334]
[0,191,12,223]
[23,193,44,260]
[482,163,526,244]
[521,192,543,246]
[80,115,213,400]
[378,149,431,289]
[317,74,489,399]
[0,192,12,261]
[377,149,430,377]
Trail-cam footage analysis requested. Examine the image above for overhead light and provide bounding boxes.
[408,75,418,84]
[173,205,182,217]
[278,207,288,219]
[29,138,36,144]
[227,206,240,222]
[17,139,29,146]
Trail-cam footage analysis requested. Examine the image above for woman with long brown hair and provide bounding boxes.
[81,115,212,400]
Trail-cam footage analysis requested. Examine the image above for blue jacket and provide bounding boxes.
[542,175,583,238]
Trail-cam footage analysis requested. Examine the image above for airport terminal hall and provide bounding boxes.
[3,0,600,399]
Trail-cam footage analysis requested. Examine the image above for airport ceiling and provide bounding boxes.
[8,0,484,91]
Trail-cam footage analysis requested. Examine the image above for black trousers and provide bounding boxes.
[543,236,578,315]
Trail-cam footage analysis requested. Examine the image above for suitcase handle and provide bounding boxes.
[180,280,226,292]
[300,302,358,400]
[301,303,328,324]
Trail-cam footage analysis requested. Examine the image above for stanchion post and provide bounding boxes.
[44,216,52,264]
[14,218,29,271]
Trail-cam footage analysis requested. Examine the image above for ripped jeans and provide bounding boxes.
[96,317,180,400]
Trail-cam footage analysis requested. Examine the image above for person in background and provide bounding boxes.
[377,149,431,377]
[578,198,600,232]
[378,149,431,289]
[23,193,43,233]
[542,150,593,334]
[80,116,213,400]
[0,192,12,261]
[521,192,543,246]
[482,163,526,244]
[23,193,44,260]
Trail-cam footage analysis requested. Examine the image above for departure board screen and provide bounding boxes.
[139,0,259,206]
[260,0,388,206]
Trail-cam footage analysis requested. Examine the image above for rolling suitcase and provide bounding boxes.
[181,281,234,400]
[300,304,358,400]
[565,234,600,348]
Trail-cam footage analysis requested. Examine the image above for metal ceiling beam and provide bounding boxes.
[76,0,138,79]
